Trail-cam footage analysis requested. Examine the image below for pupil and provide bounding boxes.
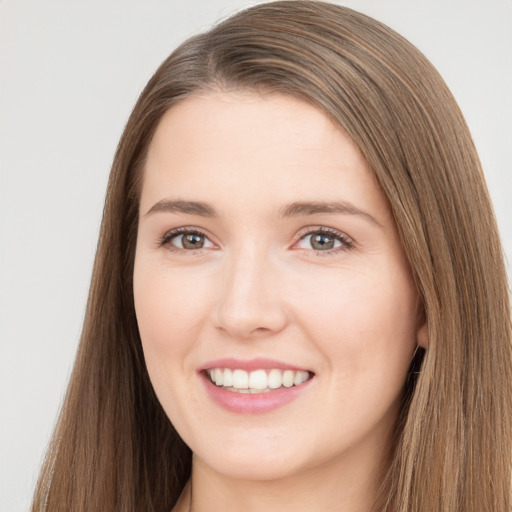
[183,233,204,249]
[311,233,334,250]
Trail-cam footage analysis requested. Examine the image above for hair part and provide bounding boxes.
[32,2,511,511]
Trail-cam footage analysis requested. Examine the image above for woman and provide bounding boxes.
[31,1,511,511]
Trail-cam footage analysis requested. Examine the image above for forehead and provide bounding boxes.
[141,91,389,220]
[148,91,346,163]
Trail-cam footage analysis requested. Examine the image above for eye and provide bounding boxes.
[160,228,215,251]
[294,228,353,254]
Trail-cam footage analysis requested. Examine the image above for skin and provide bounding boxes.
[133,91,427,512]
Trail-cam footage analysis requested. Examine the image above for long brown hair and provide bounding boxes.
[32,2,512,511]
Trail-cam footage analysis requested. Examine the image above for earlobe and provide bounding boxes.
[416,320,429,349]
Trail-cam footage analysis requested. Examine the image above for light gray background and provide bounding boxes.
[1,1,511,511]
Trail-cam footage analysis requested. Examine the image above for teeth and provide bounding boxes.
[294,371,309,385]
[282,370,294,388]
[232,369,249,389]
[268,369,282,389]
[223,368,233,387]
[248,369,267,390]
[206,368,311,392]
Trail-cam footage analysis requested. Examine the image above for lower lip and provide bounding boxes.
[201,373,313,414]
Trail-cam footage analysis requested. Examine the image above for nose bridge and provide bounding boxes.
[213,241,287,338]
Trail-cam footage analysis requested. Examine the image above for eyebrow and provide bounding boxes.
[145,199,381,226]
[145,200,218,217]
[278,201,382,226]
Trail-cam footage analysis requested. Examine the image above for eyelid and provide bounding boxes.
[292,225,354,254]
[158,225,354,255]
[159,226,218,251]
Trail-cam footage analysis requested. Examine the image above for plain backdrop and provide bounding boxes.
[1,1,511,511]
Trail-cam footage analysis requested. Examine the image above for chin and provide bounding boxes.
[202,455,303,482]
[191,434,310,481]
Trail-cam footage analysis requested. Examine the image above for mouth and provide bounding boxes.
[204,368,314,394]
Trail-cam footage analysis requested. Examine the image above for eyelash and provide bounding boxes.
[295,226,354,256]
[159,227,212,255]
[159,226,354,256]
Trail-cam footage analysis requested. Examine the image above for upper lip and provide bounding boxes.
[199,357,312,373]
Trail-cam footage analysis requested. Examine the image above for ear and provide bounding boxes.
[416,319,428,349]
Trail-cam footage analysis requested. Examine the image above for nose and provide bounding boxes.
[212,246,288,339]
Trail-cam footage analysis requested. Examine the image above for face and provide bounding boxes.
[133,91,426,482]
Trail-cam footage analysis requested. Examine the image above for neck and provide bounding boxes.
[175,446,390,512]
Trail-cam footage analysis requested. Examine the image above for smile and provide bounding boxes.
[206,368,312,393]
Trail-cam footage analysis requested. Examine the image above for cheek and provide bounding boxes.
[291,264,419,370]
[133,259,211,363]
[133,257,223,444]
[291,265,419,436]
[132,260,210,425]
